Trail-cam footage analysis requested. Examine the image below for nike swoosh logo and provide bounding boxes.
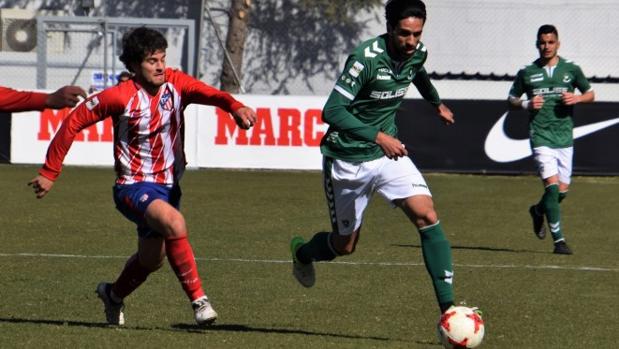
[484,112,619,163]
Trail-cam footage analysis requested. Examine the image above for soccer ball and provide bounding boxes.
[437,306,485,348]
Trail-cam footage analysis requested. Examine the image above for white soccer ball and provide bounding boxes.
[437,306,485,348]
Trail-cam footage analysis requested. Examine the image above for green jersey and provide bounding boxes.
[509,56,592,148]
[320,34,441,162]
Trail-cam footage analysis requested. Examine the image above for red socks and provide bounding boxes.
[112,254,152,299]
[165,236,205,302]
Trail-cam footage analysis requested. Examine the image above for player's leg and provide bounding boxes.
[531,147,559,241]
[144,194,217,324]
[95,183,167,325]
[377,157,454,313]
[552,147,574,254]
[399,196,454,313]
[291,157,372,287]
[557,148,572,204]
[532,146,571,254]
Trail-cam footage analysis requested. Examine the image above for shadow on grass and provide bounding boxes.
[171,323,393,341]
[0,317,116,329]
[0,317,409,343]
[393,243,547,254]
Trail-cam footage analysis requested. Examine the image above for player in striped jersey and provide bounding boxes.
[508,25,595,255]
[290,0,458,316]
[28,27,256,326]
[0,85,86,112]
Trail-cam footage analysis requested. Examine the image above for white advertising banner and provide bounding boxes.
[194,95,327,170]
[11,95,328,170]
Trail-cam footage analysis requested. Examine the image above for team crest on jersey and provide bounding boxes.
[348,61,364,78]
[563,74,572,83]
[160,92,173,111]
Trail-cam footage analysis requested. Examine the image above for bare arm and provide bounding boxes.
[45,86,87,109]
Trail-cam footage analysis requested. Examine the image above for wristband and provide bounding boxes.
[521,100,530,110]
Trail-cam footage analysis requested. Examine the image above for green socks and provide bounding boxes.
[418,222,455,307]
[537,184,564,242]
[296,231,337,264]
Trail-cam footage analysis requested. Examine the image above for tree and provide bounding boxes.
[218,0,382,94]
[219,0,252,93]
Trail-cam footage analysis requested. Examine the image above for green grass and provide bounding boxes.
[1,165,617,348]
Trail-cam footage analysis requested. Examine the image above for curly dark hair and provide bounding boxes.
[119,27,168,72]
[385,0,427,28]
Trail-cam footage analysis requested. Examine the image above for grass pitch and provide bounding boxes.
[0,165,617,348]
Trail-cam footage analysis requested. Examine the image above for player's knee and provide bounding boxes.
[335,244,356,256]
[138,254,165,272]
[161,212,187,238]
[331,234,357,256]
[415,209,438,229]
[145,259,165,272]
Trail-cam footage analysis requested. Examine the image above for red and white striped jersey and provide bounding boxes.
[39,68,245,185]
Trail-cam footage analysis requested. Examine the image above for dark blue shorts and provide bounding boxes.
[113,182,182,238]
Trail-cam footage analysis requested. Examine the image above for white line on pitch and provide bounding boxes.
[1,252,618,273]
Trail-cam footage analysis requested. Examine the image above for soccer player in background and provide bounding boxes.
[290,0,459,316]
[28,27,257,325]
[508,24,595,255]
[0,85,86,112]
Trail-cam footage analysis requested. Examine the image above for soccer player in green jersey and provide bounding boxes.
[290,0,458,315]
[508,24,595,255]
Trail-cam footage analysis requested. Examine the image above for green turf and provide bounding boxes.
[1,164,617,348]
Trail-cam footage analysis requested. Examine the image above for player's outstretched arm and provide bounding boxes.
[28,175,54,199]
[45,86,87,109]
[231,106,257,129]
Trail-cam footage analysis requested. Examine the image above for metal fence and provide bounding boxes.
[199,0,619,96]
[0,13,194,92]
[1,1,617,97]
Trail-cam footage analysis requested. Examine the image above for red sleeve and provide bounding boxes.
[38,90,123,181]
[169,69,245,112]
[0,86,48,112]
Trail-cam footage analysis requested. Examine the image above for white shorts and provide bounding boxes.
[323,156,431,236]
[533,146,573,184]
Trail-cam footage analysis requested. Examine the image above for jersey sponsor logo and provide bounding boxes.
[484,112,619,162]
[86,96,100,110]
[378,67,391,74]
[532,87,568,96]
[369,87,408,100]
[376,74,391,80]
[364,41,384,58]
[529,73,544,83]
[348,61,364,78]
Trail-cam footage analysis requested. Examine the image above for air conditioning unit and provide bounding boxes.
[0,8,65,53]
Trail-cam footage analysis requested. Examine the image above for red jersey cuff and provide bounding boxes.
[38,165,60,181]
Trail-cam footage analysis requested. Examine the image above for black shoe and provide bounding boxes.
[553,240,573,255]
[529,205,546,239]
